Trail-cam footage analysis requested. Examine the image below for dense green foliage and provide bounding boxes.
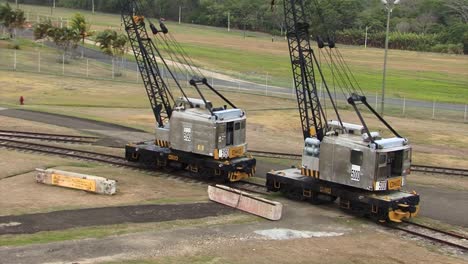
[0,2,26,38]
[95,29,127,56]
[7,0,468,53]
[33,18,81,54]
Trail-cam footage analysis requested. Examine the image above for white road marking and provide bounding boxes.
[0,222,22,228]
[254,228,344,240]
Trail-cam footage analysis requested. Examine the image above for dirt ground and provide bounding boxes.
[0,162,208,217]
[0,108,467,263]
[0,198,466,264]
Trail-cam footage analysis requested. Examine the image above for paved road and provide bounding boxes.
[0,203,233,235]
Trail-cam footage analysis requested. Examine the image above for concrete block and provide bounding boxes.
[36,169,116,195]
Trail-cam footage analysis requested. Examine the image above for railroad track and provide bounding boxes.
[0,138,134,168]
[249,150,302,160]
[0,138,268,195]
[0,130,99,144]
[231,180,269,195]
[391,221,468,252]
[2,134,465,177]
[410,165,468,177]
[250,149,468,176]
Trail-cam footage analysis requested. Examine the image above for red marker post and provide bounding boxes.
[19,96,24,105]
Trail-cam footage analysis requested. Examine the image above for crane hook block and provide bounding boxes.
[150,23,159,35]
[160,22,169,34]
[328,38,336,48]
[133,16,144,25]
[316,36,325,49]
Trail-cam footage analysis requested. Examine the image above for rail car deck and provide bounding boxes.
[266,168,419,222]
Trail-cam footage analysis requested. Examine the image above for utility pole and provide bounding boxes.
[380,0,400,117]
[16,0,18,8]
[228,11,231,32]
[365,26,371,49]
[92,0,95,14]
[179,6,181,24]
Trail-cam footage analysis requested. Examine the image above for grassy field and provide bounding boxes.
[4,2,468,104]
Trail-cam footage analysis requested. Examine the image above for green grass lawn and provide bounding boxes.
[2,2,468,104]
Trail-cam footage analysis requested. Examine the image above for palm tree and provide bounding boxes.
[95,29,117,55]
[33,19,52,41]
[0,3,26,38]
[47,26,81,61]
[69,13,93,44]
[96,29,128,76]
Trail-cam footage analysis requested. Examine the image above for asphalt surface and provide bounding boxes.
[0,203,233,235]
[0,109,144,132]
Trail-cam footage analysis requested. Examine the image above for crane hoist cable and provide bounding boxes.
[311,0,365,97]
[130,0,238,111]
[334,48,364,95]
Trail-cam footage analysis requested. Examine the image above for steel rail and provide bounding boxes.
[0,130,99,144]
[391,221,468,252]
[410,164,468,176]
[0,138,133,167]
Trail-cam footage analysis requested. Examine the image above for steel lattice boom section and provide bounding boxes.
[121,0,174,127]
[283,0,325,140]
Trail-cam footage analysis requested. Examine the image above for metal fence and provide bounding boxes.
[0,47,466,123]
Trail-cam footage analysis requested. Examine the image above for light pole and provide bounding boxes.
[228,11,230,32]
[380,0,400,116]
[365,26,371,49]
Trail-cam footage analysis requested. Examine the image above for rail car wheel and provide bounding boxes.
[198,167,215,181]
[188,164,200,178]
[307,193,337,205]
[281,186,306,201]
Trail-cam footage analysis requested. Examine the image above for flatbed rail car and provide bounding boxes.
[266,169,419,222]
[126,143,256,181]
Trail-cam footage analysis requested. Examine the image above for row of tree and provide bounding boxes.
[5,0,468,54]
[33,13,127,58]
[1,2,128,74]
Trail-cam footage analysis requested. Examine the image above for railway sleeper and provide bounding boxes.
[266,171,420,223]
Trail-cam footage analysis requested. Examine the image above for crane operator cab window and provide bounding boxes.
[226,122,234,146]
[225,121,243,146]
[350,150,363,166]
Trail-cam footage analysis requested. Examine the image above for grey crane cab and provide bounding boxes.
[154,97,248,160]
[302,121,411,192]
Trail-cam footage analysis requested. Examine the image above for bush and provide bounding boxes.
[335,30,462,54]
[7,40,20,49]
[431,44,463,54]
